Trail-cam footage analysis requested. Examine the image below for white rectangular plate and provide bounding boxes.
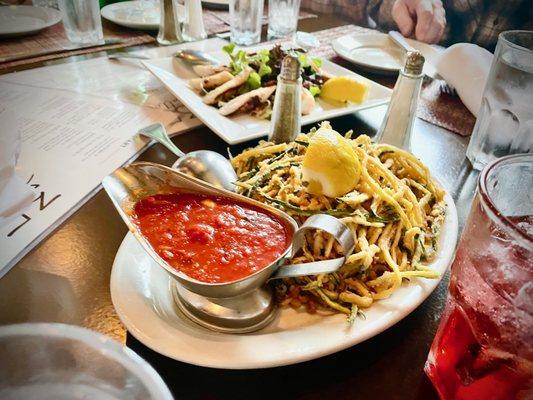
[142,46,391,144]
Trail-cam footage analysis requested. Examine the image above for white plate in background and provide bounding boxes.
[110,191,457,369]
[0,5,61,37]
[142,45,392,145]
[332,32,442,75]
[101,0,160,30]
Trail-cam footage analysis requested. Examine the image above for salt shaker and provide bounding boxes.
[157,0,183,45]
[182,0,207,41]
[268,55,302,144]
[375,51,425,151]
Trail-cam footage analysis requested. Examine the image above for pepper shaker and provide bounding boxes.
[268,55,302,144]
[157,0,183,45]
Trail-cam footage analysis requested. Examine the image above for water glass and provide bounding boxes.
[229,0,264,46]
[58,0,104,45]
[0,323,174,400]
[268,0,300,40]
[466,30,533,170]
[425,154,533,399]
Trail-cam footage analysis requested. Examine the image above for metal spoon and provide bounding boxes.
[138,123,237,192]
[174,49,220,65]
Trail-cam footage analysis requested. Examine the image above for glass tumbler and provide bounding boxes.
[0,323,173,400]
[229,0,264,46]
[425,154,533,400]
[267,0,301,40]
[466,31,533,170]
[58,0,104,45]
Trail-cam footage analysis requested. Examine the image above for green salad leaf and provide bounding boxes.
[221,43,326,101]
[223,43,272,83]
[247,72,262,90]
[223,43,249,74]
[309,85,321,97]
[312,57,322,68]
[258,63,272,77]
[222,43,236,54]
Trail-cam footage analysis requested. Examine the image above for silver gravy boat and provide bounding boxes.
[103,162,354,333]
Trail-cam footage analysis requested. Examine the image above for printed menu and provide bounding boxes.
[0,81,178,277]
[0,38,234,277]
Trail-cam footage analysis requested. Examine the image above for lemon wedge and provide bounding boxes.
[302,122,361,198]
[320,76,369,104]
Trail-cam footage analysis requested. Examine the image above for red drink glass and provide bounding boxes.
[425,154,533,400]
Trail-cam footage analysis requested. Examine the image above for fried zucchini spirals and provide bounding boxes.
[230,125,446,322]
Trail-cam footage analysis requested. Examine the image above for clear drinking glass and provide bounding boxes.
[229,0,264,46]
[466,31,533,170]
[267,0,300,40]
[425,154,533,400]
[0,323,173,400]
[58,0,104,45]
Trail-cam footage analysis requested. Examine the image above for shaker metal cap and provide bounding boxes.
[280,55,301,81]
[404,51,425,75]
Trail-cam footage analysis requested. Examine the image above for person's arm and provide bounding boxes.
[369,0,446,43]
[300,0,371,26]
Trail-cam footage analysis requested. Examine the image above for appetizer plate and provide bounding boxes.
[0,5,61,38]
[101,1,160,30]
[142,50,392,145]
[332,32,442,74]
[110,191,458,369]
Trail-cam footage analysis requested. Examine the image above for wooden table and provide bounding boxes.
[0,12,480,400]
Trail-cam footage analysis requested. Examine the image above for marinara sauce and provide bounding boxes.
[133,193,290,283]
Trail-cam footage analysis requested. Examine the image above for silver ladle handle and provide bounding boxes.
[138,123,186,158]
[269,214,355,280]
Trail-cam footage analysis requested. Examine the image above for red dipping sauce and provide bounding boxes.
[132,193,291,283]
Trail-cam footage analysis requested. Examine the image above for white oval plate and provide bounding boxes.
[101,0,160,30]
[0,5,61,37]
[111,191,457,369]
[332,32,442,74]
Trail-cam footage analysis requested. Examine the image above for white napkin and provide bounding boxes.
[0,127,35,227]
[435,43,494,116]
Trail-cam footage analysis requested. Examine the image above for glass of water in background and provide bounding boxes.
[268,0,301,40]
[229,0,264,46]
[0,323,173,400]
[467,30,533,170]
[58,0,104,45]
